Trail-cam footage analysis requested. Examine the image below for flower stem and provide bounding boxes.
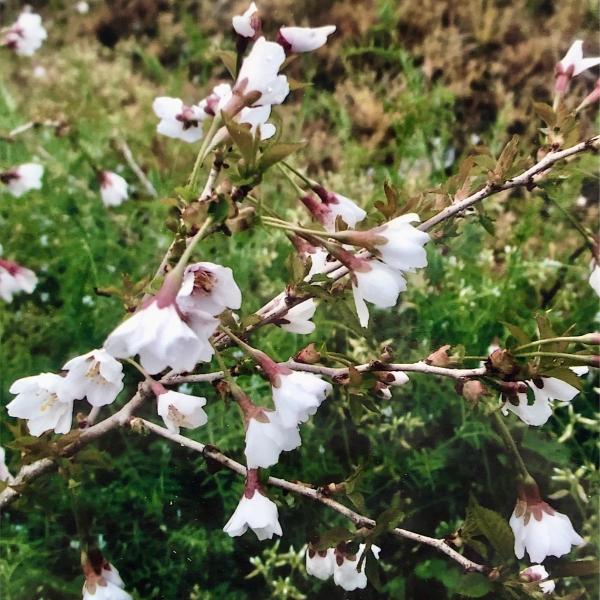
[261,216,341,241]
[126,357,152,381]
[170,216,214,280]
[513,335,598,353]
[218,324,256,357]
[281,160,317,187]
[514,351,595,363]
[277,163,307,196]
[188,115,223,194]
[543,192,594,247]
[491,409,532,481]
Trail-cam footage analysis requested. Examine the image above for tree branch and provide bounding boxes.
[131,417,489,574]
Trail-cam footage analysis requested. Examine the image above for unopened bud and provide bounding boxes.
[426,344,451,367]
[373,381,391,399]
[226,205,256,232]
[459,380,487,404]
[487,348,519,376]
[294,343,321,364]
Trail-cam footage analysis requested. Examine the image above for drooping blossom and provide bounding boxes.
[555,40,600,93]
[502,374,583,426]
[60,349,124,407]
[520,565,556,595]
[245,410,301,468]
[577,79,600,112]
[0,259,37,302]
[351,258,407,328]
[589,259,600,296]
[290,235,332,281]
[152,97,208,143]
[509,482,584,563]
[82,550,132,600]
[232,2,260,39]
[99,171,128,207]
[0,163,44,197]
[3,12,47,57]
[277,26,336,54]
[305,546,335,580]
[275,299,317,334]
[223,469,282,541]
[333,544,381,591]
[7,373,73,436]
[177,262,242,317]
[0,447,14,484]
[154,383,208,435]
[104,271,214,374]
[226,37,289,113]
[301,186,366,232]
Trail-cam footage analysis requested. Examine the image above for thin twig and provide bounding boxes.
[116,138,158,198]
[132,417,489,574]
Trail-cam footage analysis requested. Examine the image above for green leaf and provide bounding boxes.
[221,111,255,164]
[456,573,493,598]
[533,102,557,128]
[551,559,600,578]
[541,367,583,391]
[365,550,383,591]
[502,322,531,347]
[467,496,514,561]
[258,141,306,172]
[215,50,237,78]
[315,526,353,551]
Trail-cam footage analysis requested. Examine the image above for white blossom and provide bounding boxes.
[7,373,73,436]
[99,171,128,207]
[104,280,214,374]
[232,2,259,38]
[502,375,582,426]
[278,25,336,53]
[0,259,37,302]
[277,299,317,334]
[333,544,381,591]
[60,349,124,407]
[157,390,208,434]
[238,105,276,139]
[372,213,430,272]
[223,489,282,541]
[245,410,301,468]
[520,565,555,595]
[1,163,44,197]
[510,490,584,563]
[152,97,208,143]
[272,370,332,428]
[303,188,366,232]
[3,12,47,57]
[82,560,131,600]
[389,371,409,386]
[233,37,289,107]
[177,262,242,317]
[351,259,407,328]
[306,547,335,580]
[558,40,600,78]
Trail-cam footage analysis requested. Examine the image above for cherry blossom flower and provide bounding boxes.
[155,386,208,434]
[245,410,301,468]
[152,97,208,143]
[3,12,47,57]
[82,552,132,600]
[577,79,600,112]
[301,186,366,232]
[367,213,430,272]
[277,26,336,54]
[502,374,582,426]
[60,349,124,407]
[351,258,407,328]
[510,482,584,563]
[333,544,381,591]
[99,171,128,207]
[0,447,14,484]
[520,565,556,595]
[104,272,214,374]
[555,40,600,93]
[0,259,37,302]
[177,262,242,317]
[227,37,289,112]
[254,356,331,427]
[232,2,260,39]
[306,547,335,580]
[1,163,44,197]
[275,299,317,334]
[223,470,282,540]
[7,373,73,436]
[290,236,332,281]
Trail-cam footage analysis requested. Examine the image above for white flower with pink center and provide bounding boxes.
[306,547,335,580]
[232,2,260,38]
[60,349,124,407]
[555,40,600,93]
[153,97,208,143]
[245,410,301,468]
[1,163,44,197]
[0,259,37,302]
[333,544,381,591]
[82,553,132,600]
[3,12,47,57]
[510,483,584,563]
[278,25,336,54]
[155,388,208,434]
[275,299,317,334]
[7,373,74,436]
[302,185,366,232]
[99,171,128,207]
[520,565,555,595]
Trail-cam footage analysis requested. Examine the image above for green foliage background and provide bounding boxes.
[0,0,598,598]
